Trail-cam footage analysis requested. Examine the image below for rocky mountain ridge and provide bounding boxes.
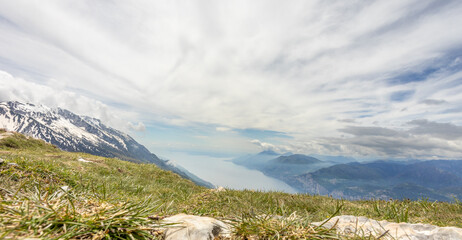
[0,101,214,188]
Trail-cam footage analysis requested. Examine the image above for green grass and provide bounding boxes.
[1,132,461,239]
[0,132,58,151]
[1,186,164,239]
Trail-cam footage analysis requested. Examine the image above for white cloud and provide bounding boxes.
[250,139,292,154]
[1,0,462,158]
[128,122,146,132]
[333,122,462,159]
[216,127,232,132]
[420,99,447,105]
[0,70,134,131]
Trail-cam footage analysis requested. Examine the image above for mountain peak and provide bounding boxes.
[273,154,321,164]
[0,100,213,188]
[258,150,280,156]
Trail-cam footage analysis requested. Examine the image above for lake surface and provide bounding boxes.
[165,152,298,193]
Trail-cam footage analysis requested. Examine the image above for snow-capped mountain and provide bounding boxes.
[0,101,214,188]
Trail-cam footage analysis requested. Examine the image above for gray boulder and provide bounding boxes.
[313,215,462,240]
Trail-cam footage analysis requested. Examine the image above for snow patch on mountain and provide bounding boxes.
[0,101,214,188]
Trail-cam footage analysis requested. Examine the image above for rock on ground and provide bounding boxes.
[313,215,462,240]
[162,214,231,240]
[210,186,226,192]
[77,157,93,163]
[7,162,18,167]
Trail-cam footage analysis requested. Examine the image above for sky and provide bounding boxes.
[1,0,462,160]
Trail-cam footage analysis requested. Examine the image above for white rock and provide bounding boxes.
[77,158,92,163]
[211,186,226,192]
[7,162,18,167]
[313,215,462,240]
[162,214,231,240]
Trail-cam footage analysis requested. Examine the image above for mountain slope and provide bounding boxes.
[232,149,462,201]
[272,154,322,165]
[0,101,213,188]
[231,150,280,169]
[233,152,332,183]
[289,160,462,201]
[260,154,331,180]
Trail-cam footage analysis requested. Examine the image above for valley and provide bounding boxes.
[233,151,462,201]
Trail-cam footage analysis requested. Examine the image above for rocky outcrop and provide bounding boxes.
[159,214,462,239]
[313,215,462,240]
[162,214,231,240]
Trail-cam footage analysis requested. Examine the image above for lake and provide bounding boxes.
[165,152,298,193]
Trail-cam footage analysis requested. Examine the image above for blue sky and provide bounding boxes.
[1,0,462,160]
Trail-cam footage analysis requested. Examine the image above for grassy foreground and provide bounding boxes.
[1,131,461,239]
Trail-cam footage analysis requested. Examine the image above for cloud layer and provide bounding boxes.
[1,0,462,158]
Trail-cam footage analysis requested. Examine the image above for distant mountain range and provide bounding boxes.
[232,150,280,169]
[233,152,462,201]
[5,101,461,201]
[0,101,214,188]
[232,152,332,180]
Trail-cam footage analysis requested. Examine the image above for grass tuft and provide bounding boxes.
[232,210,340,239]
[1,184,164,239]
[0,132,58,152]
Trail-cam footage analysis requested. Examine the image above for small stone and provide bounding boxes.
[211,186,226,192]
[0,158,4,164]
[7,162,18,167]
[77,158,92,163]
[161,214,231,240]
[313,215,462,240]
